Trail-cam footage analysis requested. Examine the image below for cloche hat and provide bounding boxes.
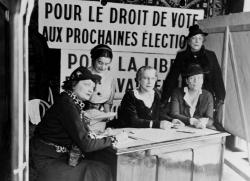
[64,66,101,83]
[187,24,208,38]
[184,63,209,77]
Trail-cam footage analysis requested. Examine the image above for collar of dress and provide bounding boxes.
[183,87,202,107]
[65,90,85,110]
[133,89,155,108]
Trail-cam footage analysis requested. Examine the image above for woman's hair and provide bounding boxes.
[135,66,158,84]
[62,80,79,91]
[90,44,113,65]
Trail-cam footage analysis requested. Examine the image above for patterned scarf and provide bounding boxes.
[65,90,85,110]
[65,90,86,121]
[65,91,97,139]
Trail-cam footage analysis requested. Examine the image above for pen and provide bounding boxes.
[176,130,195,134]
[128,136,138,140]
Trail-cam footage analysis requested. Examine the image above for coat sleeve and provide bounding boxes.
[161,52,182,104]
[58,101,112,153]
[169,89,190,125]
[204,91,214,120]
[210,52,226,102]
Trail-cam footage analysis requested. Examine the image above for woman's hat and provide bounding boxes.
[64,66,101,83]
[90,44,113,60]
[184,64,209,77]
[187,24,208,38]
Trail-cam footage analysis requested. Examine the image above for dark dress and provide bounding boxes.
[118,89,165,128]
[170,88,214,125]
[161,46,226,105]
[30,92,113,181]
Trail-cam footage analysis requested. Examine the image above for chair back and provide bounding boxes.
[28,99,50,125]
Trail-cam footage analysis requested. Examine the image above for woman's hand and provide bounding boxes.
[190,117,208,129]
[172,119,185,128]
[160,120,173,130]
[82,115,92,124]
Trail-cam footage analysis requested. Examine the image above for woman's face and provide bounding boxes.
[188,34,204,52]
[73,80,95,101]
[139,69,157,92]
[186,74,204,91]
[93,57,112,73]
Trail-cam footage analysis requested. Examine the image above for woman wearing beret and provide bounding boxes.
[30,66,114,181]
[170,64,215,129]
[161,24,225,128]
[86,44,116,113]
[118,66,171,129]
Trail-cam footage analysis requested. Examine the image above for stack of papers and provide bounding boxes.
[126,127,220,142]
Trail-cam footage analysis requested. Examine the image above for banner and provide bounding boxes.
[61,49,175,99]
[39,0,204,54]
[39,0,204,100]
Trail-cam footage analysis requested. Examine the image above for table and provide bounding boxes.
[95,127,229,181]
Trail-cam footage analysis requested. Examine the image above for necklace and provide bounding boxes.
[65,91,86,120]
[65,91,85,109]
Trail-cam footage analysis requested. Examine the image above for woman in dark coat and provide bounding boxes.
[161,24,226,126]
[30,66,114,181]
[118,66,171,129]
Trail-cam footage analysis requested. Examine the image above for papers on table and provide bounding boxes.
[129,127,219,142]
[96,127,220,149]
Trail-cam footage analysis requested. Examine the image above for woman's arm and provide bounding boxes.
[103,79,116,112]
[59,101,112,153]
[204,91,214,127]
[169,89,190,125]
[211,51,226,102]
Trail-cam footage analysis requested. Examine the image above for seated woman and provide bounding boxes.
[30,66,115,181]
[169,63,215,129]
[86,44,115,113]
[118,66,171,129]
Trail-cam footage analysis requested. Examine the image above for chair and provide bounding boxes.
[28,99,50,125]
[28,99,51,181]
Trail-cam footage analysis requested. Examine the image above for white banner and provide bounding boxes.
[39,0,204,54]
[61,49,175,99]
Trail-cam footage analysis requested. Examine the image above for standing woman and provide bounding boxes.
[87,44,115,113]
[118,66,171,129]
[161,24,225,126]
[30,66,114,181]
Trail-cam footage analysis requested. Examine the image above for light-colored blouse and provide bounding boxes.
[183,87,202,117]
[88,67,115,105]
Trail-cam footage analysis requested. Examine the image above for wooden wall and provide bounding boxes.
[199,12,250,141]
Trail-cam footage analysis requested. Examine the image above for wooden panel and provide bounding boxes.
[157,149,193,181]
[199,12,250,28]
[193,142,223,181]
[116,151,157,181]
[223,30,250,140]
[95,133,226,181]
[199,12,250,141]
